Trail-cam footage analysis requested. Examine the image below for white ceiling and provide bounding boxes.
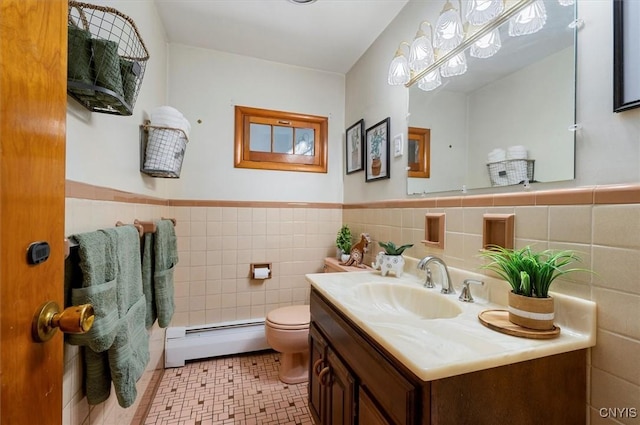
[154,0,409,74]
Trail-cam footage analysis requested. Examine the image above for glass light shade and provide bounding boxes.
[440,51,467,77]
[558,0,574,6]
[388,54,410,85]
[509,0,547,37]
[409,34,435,72]
[418,70,442,91]
[466,0,504,26]
[434,8,464,51]
[470,27,502,58]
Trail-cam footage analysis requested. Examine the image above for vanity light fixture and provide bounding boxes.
[470,27,502,58]
[433,0,465,51]
[409,22,435,72]
[388,41,411,86]
[508,0,547,36]
[403,0,543,88]
[466,0,504,26]
[287,0,317,4]
[440,49,467,77]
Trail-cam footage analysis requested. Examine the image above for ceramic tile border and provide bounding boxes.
[66,180,640,208]
[65,180,341,208]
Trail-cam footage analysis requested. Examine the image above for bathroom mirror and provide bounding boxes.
[407,0,576,195]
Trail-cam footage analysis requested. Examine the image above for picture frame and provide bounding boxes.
[365,117,390,182]
[345,119,364,174]
[613,0,640,112]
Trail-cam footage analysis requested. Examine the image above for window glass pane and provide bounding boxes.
[294,128,315,156]
[249,123,271,152]
[273,126,293,153]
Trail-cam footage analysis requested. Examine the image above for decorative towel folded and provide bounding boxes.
[154,219,178,328]
[506,145,529,184]
[67,230,119,352]
[101,225,149,408]
[67,225,149,407]
[487,148,508,186]
[92,39,124,97]
[141,232,158,328]
[67,25,95,96]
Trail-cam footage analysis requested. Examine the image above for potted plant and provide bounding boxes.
[479,245,588,330]
[335,225,352,262]
[372,241,414,277]
[370,129,383,176]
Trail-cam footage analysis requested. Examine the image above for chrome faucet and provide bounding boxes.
[417,256,455,294]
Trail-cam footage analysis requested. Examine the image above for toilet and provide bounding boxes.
[264,305,310,384]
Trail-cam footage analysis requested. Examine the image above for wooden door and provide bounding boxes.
[0,0,67,424]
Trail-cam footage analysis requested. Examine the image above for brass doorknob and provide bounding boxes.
[31,301,95,343]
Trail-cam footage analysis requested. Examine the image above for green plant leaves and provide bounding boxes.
[479,245,589,298]
[378,241,413,255]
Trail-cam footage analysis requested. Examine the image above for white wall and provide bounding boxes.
[346,0,640,203]
[467,47,575,187]
[407,90,468,195]
[66,0,170,197]
[164,44,345,202]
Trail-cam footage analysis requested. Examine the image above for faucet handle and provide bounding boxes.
[458,279,484,303]
[424,269,434,288]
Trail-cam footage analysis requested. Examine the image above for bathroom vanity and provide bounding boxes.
[306,268,596,425]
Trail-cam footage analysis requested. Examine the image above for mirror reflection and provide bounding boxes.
[407,0,576,195]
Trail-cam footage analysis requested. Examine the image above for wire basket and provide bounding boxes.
[487,159,535,186]
[67,1,150,115]
[140,124,188,178]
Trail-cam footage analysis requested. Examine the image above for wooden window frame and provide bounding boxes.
[234,105,328,173]
[408,127,430,178]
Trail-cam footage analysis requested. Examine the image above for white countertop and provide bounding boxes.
[306,259,597,381]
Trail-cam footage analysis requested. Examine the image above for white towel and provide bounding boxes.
[150,106,191,139]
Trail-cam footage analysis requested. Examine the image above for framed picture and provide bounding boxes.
[365,117,390,182]
[345,119,364,174]
[613,0,640,112]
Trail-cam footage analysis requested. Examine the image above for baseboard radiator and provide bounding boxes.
[165,318,271,368]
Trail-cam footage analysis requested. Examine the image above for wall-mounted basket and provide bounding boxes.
[67,1,150,116]
[487,159,535,187]
[140,122,188,178]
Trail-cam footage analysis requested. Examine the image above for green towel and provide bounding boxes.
[67,25,94,96]
[101,226,149,408]
[154,219,178,328]
[66,226,149,407]
[141,232,157,328]
[92,39,124,97]
[119,58,138,107]
[67,231,119,352]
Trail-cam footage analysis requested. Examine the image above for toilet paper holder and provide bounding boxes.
[250,263,272,280]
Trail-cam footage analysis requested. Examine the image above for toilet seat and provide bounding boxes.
[266,305,310,330]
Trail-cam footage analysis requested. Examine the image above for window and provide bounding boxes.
[234,106,328,173]
[407,127,430,178]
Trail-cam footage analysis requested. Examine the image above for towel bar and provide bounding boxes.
[134,219,157,234]
[115,220,144,238]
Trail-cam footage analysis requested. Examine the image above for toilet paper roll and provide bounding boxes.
[253,267,270,279]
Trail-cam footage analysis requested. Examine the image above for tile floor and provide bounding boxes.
[144,351,314,425]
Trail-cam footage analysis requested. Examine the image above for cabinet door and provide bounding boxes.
[359,388,392,425]
[309,324,328,424]
[326,348,356,425]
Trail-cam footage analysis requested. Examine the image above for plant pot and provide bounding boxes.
[371,158,382,176]
[372,252,404,277]
[508,291,555,330]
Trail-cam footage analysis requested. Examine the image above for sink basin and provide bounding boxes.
[353,282,462,319]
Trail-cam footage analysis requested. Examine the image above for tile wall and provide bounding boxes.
[66,181,640,425]
[170,204,342,326]
[343,186,640,425]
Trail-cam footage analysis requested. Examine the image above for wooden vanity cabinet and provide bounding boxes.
[309,288,587,425]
